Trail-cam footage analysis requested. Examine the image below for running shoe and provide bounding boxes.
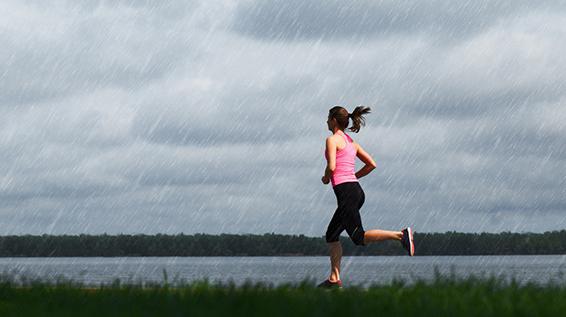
[317,279,343,289]
[401,227,415,256]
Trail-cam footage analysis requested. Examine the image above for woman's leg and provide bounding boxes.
[328,241,342,282]
[328,230,403,282]
[363,229,403,244]
[325,201,344,282]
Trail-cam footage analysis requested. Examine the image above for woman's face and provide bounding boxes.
[326,115,334,131]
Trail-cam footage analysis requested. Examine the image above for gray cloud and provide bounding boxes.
[0,0,205,107]
[129,89,302,146]
[0,0,565,235]
[231,0,564,42]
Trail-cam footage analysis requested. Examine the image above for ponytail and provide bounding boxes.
[347,106,371,133]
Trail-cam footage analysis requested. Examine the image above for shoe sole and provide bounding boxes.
[407,227,414,256]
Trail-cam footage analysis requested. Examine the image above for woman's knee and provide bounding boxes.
[325,230,341,244]
[350,227,366,246]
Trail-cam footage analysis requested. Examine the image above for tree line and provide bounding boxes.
[0,230,564,257]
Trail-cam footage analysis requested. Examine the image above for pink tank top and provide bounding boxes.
[324,131,358,187]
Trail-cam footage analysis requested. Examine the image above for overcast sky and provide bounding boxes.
[1,0,565,235]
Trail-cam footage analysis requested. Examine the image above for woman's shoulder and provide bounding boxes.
[326,134,342,142]
[325,135,336,143]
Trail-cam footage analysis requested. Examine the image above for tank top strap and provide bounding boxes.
[340,131,350,144]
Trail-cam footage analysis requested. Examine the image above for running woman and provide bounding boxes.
[318,106,415,289]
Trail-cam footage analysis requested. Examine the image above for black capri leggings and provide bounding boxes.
[325,181,366,246]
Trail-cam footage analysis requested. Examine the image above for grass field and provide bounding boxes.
[0,272,564,317]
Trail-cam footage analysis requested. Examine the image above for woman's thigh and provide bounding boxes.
[329,182,365,243]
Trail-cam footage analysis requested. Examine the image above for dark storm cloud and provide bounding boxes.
[129,73,320,146]
[130,103,298,146]
[396,87,563,119]
[231,0,564,42]
[0,178,121,201]
[462,124,566,160]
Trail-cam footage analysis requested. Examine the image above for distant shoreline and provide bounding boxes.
[0,230,564,257]
[1,254,565,258]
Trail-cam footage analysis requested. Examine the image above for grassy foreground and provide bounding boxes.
[0,273,564,317]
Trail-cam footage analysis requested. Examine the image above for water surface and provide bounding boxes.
[1,255,564,287]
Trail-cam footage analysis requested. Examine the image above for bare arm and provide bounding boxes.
[354,142,377,179]
[322,137,336,182]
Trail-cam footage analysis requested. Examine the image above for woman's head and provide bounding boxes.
[327,105,371,133]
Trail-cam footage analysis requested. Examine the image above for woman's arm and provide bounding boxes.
[354,142,377,179]
[324,165,333,179]
[322,137,336,182]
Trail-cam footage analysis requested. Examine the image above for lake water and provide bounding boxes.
[1,255,565,287]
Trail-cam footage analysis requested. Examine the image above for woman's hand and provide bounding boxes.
[321,175,330,184]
